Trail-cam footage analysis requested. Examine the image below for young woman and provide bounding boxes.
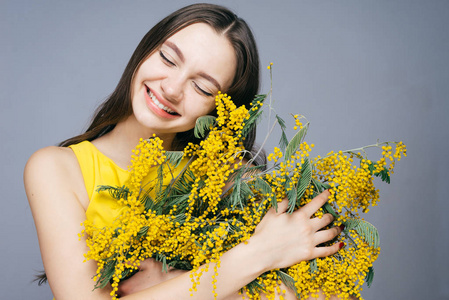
[25,4,346,299]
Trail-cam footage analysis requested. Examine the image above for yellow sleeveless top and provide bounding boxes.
[69,141,187,228]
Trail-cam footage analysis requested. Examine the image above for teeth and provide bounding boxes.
[148,90,176,114]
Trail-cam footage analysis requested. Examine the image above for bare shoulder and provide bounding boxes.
[25,146,77,170]
[24,146,77,187]
[24,146,88,208]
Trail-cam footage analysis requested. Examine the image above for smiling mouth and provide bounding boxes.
[146,86,180,116]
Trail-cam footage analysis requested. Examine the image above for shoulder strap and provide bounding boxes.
[68,141,96,199]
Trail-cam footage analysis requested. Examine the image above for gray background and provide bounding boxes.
[2,0,448,299]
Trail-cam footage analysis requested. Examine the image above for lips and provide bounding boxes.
[145,85,180,117]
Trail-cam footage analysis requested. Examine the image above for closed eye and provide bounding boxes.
[159,51,175,66]
[194,82,213,97]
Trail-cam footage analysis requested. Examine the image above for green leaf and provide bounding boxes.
[165,151,184,168]
[309,258,318,274]
[95,259,116,289]
[171,212,187,225]
[310,177,321,194]
[311,177,330,193]
[269,194,278,213]
[165,193,191,214]
[367,162,375,175]
[228,177,243,208]
[276,114,287,130]
[194,115,216,138]
[227,164,265,184]
[228,180,253,210]
[172,169,195,194]
[321,182,332,190]
[153,253,169,273]
[296,158,312,200]
[284,123,309,160]
[365,266,375,287]
[244,279,264,296]
[167,258,192,271]
[322,202,338,218]
[253,93,267,104]
[276,270,300,298]
[224,167,246,191]
[242,109,263,138]
[276,115,289,152]
[250,178,276,212]
[279,131,289,153]
[344,219,380,248]
[96,185,130,200]
[368,163,391,184]
[119,268,135,281]
[240,181,254,200]
[253,176,271,194]
[141,193,157,212]
[375,167,391,184]
[137,226,149,237]
[285,177,297,214]
[156,164,164,201]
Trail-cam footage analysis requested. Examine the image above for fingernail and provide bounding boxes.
[339,224,345,231]
[339,242,344,249]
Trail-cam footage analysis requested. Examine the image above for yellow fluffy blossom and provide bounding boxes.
[82,88,406,300]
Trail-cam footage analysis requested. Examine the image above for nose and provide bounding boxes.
[160,74,184,103]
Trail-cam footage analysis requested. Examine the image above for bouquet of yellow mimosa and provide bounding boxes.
[81,66,406,300]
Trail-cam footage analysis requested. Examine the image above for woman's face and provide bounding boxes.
[131,23,237,136]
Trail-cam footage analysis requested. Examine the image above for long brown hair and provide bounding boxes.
[60,3,260,153]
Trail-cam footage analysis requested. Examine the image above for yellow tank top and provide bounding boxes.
[69,141,187,228]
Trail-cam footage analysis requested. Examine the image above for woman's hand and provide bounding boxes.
[117,259,295,300]
[117,258,186,297]
[114,190,342,299]
[112,190,343,300]
[250,190,342,272]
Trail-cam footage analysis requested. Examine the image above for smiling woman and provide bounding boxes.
[57,3,261,152]
[130,23,237,146]
[24,3,346,300]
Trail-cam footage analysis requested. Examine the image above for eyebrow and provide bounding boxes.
[164,40,222,91]
[198,72,221,91]
[164,40,185,63]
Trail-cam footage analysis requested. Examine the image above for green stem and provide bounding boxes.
[314,141,399,163]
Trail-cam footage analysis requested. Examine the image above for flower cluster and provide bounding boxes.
[81,137,174,298]
[82,69,406,300]
[287,234,380,300]
[238,118,406,299]
[82,92,256,299]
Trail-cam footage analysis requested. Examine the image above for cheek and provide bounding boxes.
[132,53,160,85]
[187,95,216,117]
[131,100,145,122]
[197,104,216,119]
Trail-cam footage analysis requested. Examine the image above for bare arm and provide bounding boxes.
[25,147,341,300]
[25,147,113,299]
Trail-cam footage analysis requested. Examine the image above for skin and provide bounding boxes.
[25,23,347,300]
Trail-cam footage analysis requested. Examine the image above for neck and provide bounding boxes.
[94,115,176,168]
